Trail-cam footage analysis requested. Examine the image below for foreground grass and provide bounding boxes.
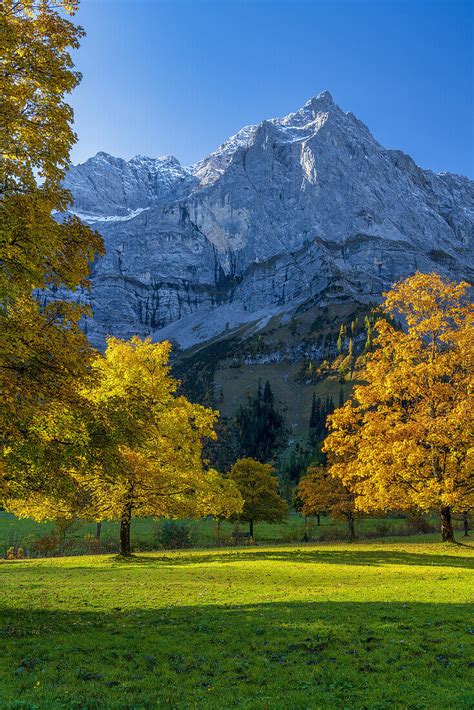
[1,541,473,709]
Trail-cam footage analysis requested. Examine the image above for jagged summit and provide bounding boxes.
[62,93,474,349]
[280,90,336,126]
[73,93,352,191]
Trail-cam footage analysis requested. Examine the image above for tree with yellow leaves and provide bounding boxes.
[229,458,288,538]
[323,273,473,542]
[0,1,103,489]
[5,337,243,555]
[297,465,357,541]
[84,338,242,555]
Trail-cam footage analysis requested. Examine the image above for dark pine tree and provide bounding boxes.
[339,386,344,408]
[235,381,285,463]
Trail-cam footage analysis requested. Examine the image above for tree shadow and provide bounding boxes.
[4,543,472,573]
[106,545,474,570]
[0,600,471,707]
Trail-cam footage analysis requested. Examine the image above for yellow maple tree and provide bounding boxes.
[323,272,473,542]
[0,1,104,483]
[3,337,242,556]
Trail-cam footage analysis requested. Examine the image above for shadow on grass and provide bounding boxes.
[0,599,470,644]
[3,544,473,573]
[0,600,471,706]
[0,602,469,708]
[103,546,474,570]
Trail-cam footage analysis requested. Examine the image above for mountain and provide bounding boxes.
[63,91,473,356]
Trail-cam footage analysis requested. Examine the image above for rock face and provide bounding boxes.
[64,91,474,349]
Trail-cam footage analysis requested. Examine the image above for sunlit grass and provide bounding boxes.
[1,541,472,708]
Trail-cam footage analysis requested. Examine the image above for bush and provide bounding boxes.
[278,525,303,543]
[156,520,192,549]
[31,532,59,555]
[316,528,349,542]
[406,515,436,535]
[364,522,397,539]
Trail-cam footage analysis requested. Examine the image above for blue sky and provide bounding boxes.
[70,0,473,177]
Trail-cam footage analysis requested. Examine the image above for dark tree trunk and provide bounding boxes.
[463,512,470,537]
[440,506,455,542]
[347,514,355,542]
[95,521,102,541]
[217,518,222,545]
[316,513,320,526]
[120,504,133,556]
[249,520,254,538]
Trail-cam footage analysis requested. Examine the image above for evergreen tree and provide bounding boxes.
[263,379,274,404]
[339,387,345,409]
[234,381,285,462]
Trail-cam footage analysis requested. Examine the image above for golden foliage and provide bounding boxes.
[5,338,243,553]
[1,0,82,195]
[0,0,104,486]
[297,466,355,521]
[323,273,473,525]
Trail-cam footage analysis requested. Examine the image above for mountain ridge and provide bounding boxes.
[61,91,474,350]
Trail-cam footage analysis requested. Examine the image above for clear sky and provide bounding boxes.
[70,0,474,178]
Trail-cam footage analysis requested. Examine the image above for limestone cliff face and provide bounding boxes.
[63,91,474,348]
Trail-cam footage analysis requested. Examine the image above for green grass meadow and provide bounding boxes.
[0,509,452,558]
[1,541,473,709]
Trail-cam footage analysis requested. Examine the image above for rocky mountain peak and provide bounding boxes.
[280,90,336,127]
[61,93,473,350]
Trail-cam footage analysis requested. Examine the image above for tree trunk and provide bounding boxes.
[440,506,455,542]
[217,518,222,545]
[120,504,133,556]
[463,512,470,537]
[249,520,254,538]
[95,521,102,541]
[316,513,320,526]
[347,514,355,542]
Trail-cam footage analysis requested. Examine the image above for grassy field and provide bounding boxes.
[0,509,452,558]
[1,540,473,709]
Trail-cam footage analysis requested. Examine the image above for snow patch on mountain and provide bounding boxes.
[70,207,149,224]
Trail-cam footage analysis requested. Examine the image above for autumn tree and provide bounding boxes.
[5,337,243,555]
[323,273,473,542]
[210,476,244,543]
[229,458,288,537]
[82,338,244,555]
[0,1,103,494]
[297,466,357,541]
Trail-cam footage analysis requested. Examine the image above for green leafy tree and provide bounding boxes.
[229,458,288,537]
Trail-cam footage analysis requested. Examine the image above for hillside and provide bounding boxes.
[58,92,474,430]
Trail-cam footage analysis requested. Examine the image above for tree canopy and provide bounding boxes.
[1,1,103,483]
[297,465,357,541]
[6,337,243,555]
[323,273,473,542]
[229,457,288,537]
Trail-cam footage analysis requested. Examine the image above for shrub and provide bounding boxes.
[406,515,436,535]
[31,532,59,555]
[278,525,303,543]
[316,528,348,542]
[156,520,192,549]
